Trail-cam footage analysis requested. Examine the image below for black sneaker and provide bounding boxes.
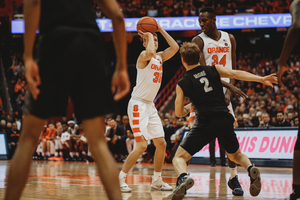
[228,175,244,196]
[170,174,194,200]
[285,190,300,200]
[248,165,261,196]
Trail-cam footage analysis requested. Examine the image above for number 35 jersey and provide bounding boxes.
[198,31,232,84]
[132,55,163,102]
[177,65,228,116]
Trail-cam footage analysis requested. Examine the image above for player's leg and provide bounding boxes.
[171,123,215,200]
[82,116,122,200]
[148,105,172,190]
[289,135,300,199]
[5,114,46,200]
[119,136,148,192]
[226,153,243,196]
[209,139,216,167]
[172,146,192,175]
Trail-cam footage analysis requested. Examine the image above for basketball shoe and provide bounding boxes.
[119,176,132,193]
[169,173,194,200]
[228,175,244,196]
[248,164,261,196]
[151,176,173,191]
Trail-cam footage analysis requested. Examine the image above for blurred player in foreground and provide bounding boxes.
[277,1,300,199]
[4,0,130,199]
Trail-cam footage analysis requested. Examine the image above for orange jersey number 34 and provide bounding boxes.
[211,55,226,67]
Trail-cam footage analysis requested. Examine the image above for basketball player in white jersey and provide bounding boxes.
[192,7,247,196]
[119,23,179,192]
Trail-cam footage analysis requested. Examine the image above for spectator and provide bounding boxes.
[68,120,78,134]
[0,120,6,132]
[243,113,253,127]
[60,121,72,160]
[275,111,291,127]
[6,122,20,159]
[251,116,260,127]
[259,112,275,127]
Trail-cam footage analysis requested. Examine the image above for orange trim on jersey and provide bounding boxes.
[132,120,139,125]
[133,112,139,117]
[135,136,141,142]
[132,127,141,133]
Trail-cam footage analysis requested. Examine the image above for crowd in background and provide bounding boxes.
[10,0,291,20]
[94,0,291,18]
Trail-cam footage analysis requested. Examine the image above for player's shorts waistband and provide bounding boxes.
[131,96,153,104]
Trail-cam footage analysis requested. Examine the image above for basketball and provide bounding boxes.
[136,16,158,34]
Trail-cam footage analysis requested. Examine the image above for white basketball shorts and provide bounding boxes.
[127,97,164,142]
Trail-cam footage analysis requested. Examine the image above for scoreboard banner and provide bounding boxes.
[12,13,291,34]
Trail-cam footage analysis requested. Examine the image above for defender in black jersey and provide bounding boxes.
[4,0,130,200]
[278,1,300,199]
[170,42,277,200]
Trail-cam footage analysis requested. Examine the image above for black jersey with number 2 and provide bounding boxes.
[177,65,229,116]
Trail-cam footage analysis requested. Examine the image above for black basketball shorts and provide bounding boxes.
[180,112,240,156]
[23,26,116,122]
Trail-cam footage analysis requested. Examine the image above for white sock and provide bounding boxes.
[47,152,50,157]
[82,151,86,155]
[75,152,79,157]
[87,151,92,156]
[59,151,63,157]
[119,171,127,179]
[42,152,45,157]
[70,152,74,157]
[229,167,237,179]
[154,171,162,181]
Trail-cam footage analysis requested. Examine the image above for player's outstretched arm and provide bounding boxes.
[96,0,130,101]
[23,0,41,100]
[215,65,278,87]
[138,32,156,63]
[175,85,191,117]
[157,24,179,62]
[277,0,300,87]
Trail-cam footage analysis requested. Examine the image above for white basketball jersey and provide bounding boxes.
[131,54,163,102]
[198,31,232,83]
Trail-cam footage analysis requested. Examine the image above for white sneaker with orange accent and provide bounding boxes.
[151,177,173,191]
[119,177,132,193]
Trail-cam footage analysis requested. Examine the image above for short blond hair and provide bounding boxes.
[180,42,200,65]
[142,33,158,43]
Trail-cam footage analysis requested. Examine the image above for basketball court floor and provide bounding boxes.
[0,160,292,199]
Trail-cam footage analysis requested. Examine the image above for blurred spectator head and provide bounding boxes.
[122,115,129,126]
[48,122,55,131]
[163,118,170,126]
[116,114,121,125]
[67,120,75,128]
[287,105,294,112]
[276,111,284,123]
[56,122,62,131]
[12,122,18,131]
[251,116,259,127]
[0,120,6,129]
[6,122,12,129]
[237,115,245,127]
[242,113,250,124]
[293,117,299,127]
[61,121,68,132]
[108,118,116,129]
[262,113,270,124]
